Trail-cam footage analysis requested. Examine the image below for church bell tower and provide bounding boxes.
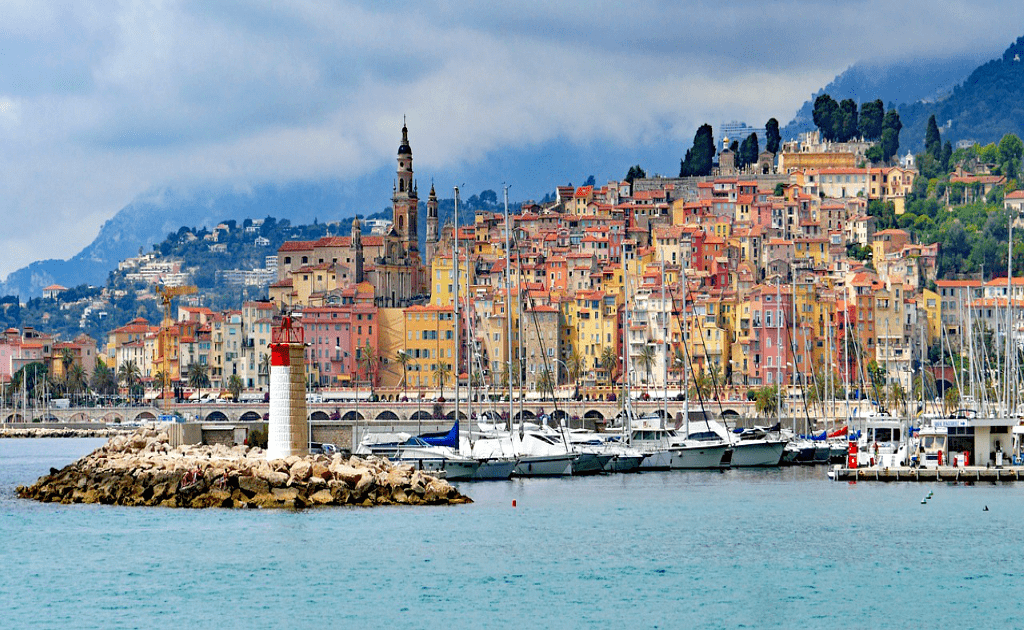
[392,121,419,259]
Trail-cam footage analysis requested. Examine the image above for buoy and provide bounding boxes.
[512,500,517,507]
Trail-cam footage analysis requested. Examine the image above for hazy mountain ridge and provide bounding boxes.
[898,36,1024,152]
[782,54,994,140]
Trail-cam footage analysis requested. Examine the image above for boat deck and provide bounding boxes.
[829,465,1024,482]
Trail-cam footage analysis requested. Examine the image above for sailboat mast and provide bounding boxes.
[503,186,514,432]
[454,186,460,433]
[682,265,688,438]
[662,258,667,429]
[624,245,631,444]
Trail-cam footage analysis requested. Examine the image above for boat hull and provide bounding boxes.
[606,454,645,473]
[572,452,613,475]
[513,454,575,477]
[730,440,786,467]
[472,458,517,480]
[639,449,674,470]
[669,443,732,469]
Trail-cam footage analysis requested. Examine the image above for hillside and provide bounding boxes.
[783,54,993,140]
[899,36,1024,152]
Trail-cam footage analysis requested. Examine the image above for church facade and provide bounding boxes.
[272,123,439,309]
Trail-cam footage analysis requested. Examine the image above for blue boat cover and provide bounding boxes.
[419,421,459,448]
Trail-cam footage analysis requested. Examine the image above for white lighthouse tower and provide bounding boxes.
[266,314,308,460]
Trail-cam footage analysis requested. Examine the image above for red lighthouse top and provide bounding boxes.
[271,315,304,345]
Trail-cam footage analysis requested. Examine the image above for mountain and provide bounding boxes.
[898,36,1024,152]
[782,53,995,139]
[0,178,385,299]
[0,133,686,299]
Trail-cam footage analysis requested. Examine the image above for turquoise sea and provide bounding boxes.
[2,438,1022,629]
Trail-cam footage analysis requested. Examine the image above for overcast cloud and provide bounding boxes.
[0,0,1020,277]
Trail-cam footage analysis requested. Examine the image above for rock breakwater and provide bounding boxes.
[16,429,472,509]
[2,427,126,439]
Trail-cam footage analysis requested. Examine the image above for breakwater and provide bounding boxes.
[16,429,471,508]
[1,426,127,439]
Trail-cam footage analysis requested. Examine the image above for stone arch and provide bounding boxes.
[101,411,125,424]
[935,379,954,394]
[6,413,24,422]
[205,410,229,422]
[38,413,59,423]
[376,410,400,422]
[720,409,741,417]
[513,409,536,421]
[134,411,157,422]
[479,410,502,422]
[445,410,468,420]
[342,410,365,421]
[551,409,570,425]
[584,409,605,420]
[68,412,90,422]
[239,411,262,422]
[410,410,433,421]
[309,410,330,421]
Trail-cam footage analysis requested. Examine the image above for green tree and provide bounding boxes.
[738,132,759,170]
[838,98,858,142]
[880,110,903,162]
[567,348,586,395]
[536,368,555,401]
[925,114,942,160]
[998,133,1023,179]
[680,124,715,177]
[395,350,411,399]
[117,360,142,401]
[859,99,884,140]
[600,345,618,386]
[755,385,779,419]
[433,362,451,399]
[812,93,839,140]
[636,344,656,386]
[625,164,646,184]
[227,374,244,401]
[90,363,117,397]
[358,341,378,392]
[186,362,210,399]
[765,117,781,154]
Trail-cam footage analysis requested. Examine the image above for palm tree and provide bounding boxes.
[59,347,75,378]
[536,367,555,401]
[943,385,960,416]
[395,350,411,399]
[755,385,779,419]
[600,346,618,387]
[689,366,714,400]
[567,348,586,397]
[358,342,377,394]
[636,344,656,387]
[66,363,87,404]
[227,374,244,401]
[90,363,117,399]
[433,362,452,400]
[187,362,210,401]
[117,360,142,403]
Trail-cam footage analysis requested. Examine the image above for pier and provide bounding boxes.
[830,465,1024,482]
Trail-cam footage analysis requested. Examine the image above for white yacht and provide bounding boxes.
[357,433,482,480]
[690,420,786,467]
[628,414,732,470]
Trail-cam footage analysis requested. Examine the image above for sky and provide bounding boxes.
[1,0,1022,278]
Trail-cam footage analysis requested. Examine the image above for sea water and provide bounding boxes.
[2,438,1023,629]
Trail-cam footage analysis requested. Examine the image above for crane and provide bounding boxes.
[155,284,197,403]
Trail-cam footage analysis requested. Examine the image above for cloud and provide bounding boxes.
[0,0,1021,278]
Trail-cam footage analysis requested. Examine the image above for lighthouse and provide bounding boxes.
[266,314,308,460]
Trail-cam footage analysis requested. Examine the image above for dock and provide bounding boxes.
[830,465,1024,482]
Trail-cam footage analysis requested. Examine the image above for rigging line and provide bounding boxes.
[665,281,714,429]
[676,280,727,420]
[508,228,564,435]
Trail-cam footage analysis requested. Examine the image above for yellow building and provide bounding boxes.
[430,254,473,307]
[375,307,408,389]
[919,288,941,346]
[402,304,456,392]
